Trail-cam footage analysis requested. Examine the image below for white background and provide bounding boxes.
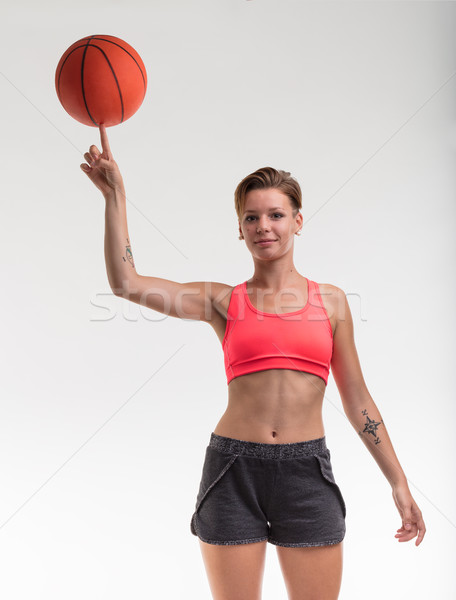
[1,1,455,598]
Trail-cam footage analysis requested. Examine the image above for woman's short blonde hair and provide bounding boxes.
[234,166,302,221]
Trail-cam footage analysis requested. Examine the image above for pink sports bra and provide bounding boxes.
[222,278,334,385]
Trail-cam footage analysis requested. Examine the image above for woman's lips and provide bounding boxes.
[256,240,276,246]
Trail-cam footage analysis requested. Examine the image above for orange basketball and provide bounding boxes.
[55,34,147,127]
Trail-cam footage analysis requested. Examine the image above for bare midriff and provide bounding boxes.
[213,368,326,444]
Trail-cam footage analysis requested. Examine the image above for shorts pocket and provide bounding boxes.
[314,449,347,519]
[190,446,239,536]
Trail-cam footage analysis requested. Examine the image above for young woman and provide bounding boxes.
[81,124,426,600]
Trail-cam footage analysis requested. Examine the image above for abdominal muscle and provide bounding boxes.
[213,368,326,444]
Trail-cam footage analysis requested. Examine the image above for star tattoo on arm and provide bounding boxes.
[358,408,384,445]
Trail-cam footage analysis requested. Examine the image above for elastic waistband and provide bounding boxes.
[209,432,327,459]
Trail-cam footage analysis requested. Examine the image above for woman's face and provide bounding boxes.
[239,188,302,260]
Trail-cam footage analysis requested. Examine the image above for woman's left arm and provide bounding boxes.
[327,285,426,547]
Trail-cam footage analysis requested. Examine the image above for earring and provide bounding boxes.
[296,230,302,236]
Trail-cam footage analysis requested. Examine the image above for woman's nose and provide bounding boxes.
[257,216,271,231]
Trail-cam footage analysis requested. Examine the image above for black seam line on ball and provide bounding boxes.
[79,35,147,91]
[81,36,124,126]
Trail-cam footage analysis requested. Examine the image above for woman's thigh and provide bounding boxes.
[276,541,344,600]
[198,539,268,600]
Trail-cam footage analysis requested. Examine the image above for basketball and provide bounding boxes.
[55,34,147,127]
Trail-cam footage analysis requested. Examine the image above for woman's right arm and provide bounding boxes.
[104,185,224,320]
[81,125,225,324]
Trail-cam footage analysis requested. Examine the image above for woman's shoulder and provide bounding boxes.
[315,281,343,296]
[314,282,346,329]
[209,281,240,320]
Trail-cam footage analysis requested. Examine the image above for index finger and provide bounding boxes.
[99,123,112,156]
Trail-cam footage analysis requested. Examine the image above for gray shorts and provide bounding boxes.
[190,432,346,547]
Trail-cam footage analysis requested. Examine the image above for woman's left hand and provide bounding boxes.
[392,481,426,546]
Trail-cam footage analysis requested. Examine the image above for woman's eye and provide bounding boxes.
[246,214,283,222]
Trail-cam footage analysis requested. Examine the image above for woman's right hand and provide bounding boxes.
[80,124,125,199]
